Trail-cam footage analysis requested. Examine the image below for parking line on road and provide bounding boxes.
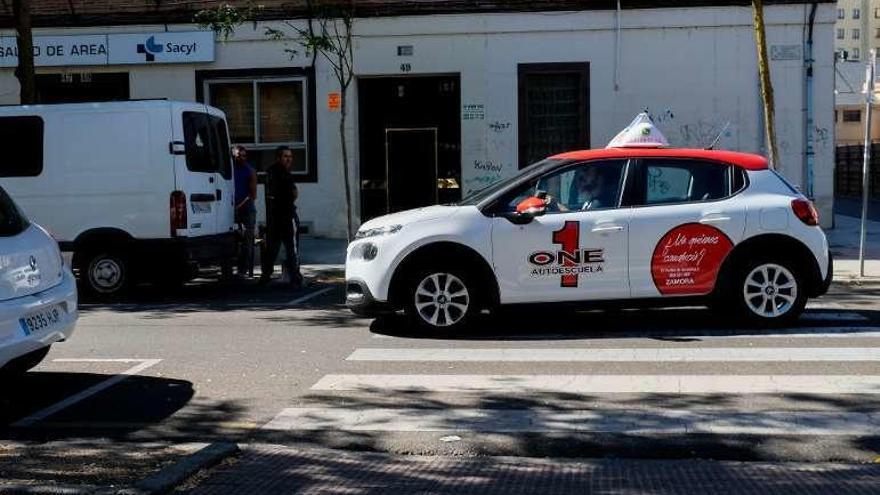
[11,358,162,428]
[347,347,880,362]
[311,374,880,395]
[287,287,335,306]
[371,327,880,341]
[262,407,880,435]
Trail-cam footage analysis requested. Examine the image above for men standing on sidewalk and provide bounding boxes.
[233,145,257,278]
[260,146,303,288]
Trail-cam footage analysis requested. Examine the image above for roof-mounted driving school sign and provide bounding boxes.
[0,31,214,68]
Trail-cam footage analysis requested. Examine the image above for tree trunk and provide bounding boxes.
[752,0,779,170]
[12,0,36,104]
[339,86,354,242]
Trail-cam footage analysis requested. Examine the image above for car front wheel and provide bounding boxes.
[405,268,479,334]
[734,259,806,326]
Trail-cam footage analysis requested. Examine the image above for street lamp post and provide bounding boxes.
[859,49,876,278]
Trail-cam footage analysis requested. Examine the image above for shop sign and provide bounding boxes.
[0,31,214,68]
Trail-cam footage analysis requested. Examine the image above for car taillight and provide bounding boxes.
[170,191,187,236]
[791,198,819,226]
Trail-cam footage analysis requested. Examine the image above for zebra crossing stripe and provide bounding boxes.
[262,407,880,435]
[311,374,880,394]
[347,347,880,362]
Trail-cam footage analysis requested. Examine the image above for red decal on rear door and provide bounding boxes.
[651,223,733,295]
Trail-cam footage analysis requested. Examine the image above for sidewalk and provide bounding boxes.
[184,443,880,494]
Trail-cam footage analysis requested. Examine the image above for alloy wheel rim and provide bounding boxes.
[743,263,797,318]
[414,273,470,327]
[91,258,122,291]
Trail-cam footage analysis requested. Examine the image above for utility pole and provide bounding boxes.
[859,50,876,278]
[752,0,779,169]
[12,0,36,104]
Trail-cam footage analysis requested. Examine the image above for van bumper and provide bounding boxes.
[141,233,237,267]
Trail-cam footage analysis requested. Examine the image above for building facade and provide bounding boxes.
[834,0,880,61]
[0,1,837,235]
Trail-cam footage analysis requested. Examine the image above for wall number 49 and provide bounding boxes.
[400,63,412,72]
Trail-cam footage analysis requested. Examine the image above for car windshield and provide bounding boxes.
[459,159,567,206]
[0,186,29,237]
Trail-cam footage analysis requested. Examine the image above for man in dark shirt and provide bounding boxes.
[259,146,303,288]
[233,146,257,277]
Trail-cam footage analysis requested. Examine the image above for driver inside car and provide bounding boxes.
[542,166,610,212]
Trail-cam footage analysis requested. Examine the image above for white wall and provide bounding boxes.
[0,4,837,236]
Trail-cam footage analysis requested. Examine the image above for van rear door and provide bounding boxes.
[172,105,226,237]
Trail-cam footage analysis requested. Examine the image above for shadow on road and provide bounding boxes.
[369,305,880,342]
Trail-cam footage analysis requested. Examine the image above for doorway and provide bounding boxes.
[358,75,460,220]
[36,72,130,103]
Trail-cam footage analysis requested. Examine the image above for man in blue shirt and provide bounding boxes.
[233,146,257,277]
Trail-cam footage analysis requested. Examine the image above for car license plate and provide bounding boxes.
[19,304,65,337]
[192,202,212,214]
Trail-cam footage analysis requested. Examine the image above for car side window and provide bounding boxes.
[537,160,627,213]
[640,159,730,206]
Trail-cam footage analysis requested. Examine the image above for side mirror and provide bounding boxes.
[505,196,547,224]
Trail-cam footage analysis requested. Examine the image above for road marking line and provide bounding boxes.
[287,287,334,306]
[53,358,156,363]
[11,358,162,428]
[262,407,880,435]
[347,347,880,362]
[311,374,880,395]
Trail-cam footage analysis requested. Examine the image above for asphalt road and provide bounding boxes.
[4,272,880,480]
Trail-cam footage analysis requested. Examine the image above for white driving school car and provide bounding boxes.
[346,147,831,332]
[0,186,77,374]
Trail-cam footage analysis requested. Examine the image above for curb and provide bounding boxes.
[113,442,240,495]
[0,483,100,494]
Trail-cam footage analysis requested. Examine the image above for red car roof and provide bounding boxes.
[551,148,769,171]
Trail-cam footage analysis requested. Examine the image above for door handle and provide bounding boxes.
[591,224,625,233]
[699,215,730,224]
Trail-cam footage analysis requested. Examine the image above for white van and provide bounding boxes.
[0,100,236,296]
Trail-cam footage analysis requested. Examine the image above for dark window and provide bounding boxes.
[211,115,233,180]
[854,8,861,19]
[636,160,730,206]
[183,112,215,174]
[0,186,28,237]
[853,48,861,59]
[518,63,589,168]
[0,116,44,177]
[843,109,862,122]
[838,28,846,40]
[731,167,747,194]
[854,28,861,40]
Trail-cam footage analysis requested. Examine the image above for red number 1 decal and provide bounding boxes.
[552,221,580,288]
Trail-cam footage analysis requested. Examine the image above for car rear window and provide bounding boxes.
[0,186,29,237]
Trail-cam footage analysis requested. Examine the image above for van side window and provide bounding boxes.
[183,112,216,174]
[0,116,43,177]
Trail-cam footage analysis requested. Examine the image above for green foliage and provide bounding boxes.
[194,2,262,41]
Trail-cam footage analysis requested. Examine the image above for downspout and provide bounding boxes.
[804,2,818,198]
[614,0,621,91]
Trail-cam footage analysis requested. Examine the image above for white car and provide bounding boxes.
[346,148,831,332]
[0,186,77,374]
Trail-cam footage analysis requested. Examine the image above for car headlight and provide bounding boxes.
[349,242,379,261]
[354,224,403,240]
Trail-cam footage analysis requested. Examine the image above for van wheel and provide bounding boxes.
[404,267,480,334]
[732,258,807,326]
[82,251,130,297]
[1,346,50,375]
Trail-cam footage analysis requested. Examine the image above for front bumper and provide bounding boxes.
[0,269,78,369]
[346,279,393,317]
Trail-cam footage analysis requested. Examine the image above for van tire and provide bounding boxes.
[403,265,481,335]
[81,250,131,297]
[1,346,51,375]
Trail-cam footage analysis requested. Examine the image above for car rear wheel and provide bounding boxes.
[405,268,479,334]
[733,259,806,326]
